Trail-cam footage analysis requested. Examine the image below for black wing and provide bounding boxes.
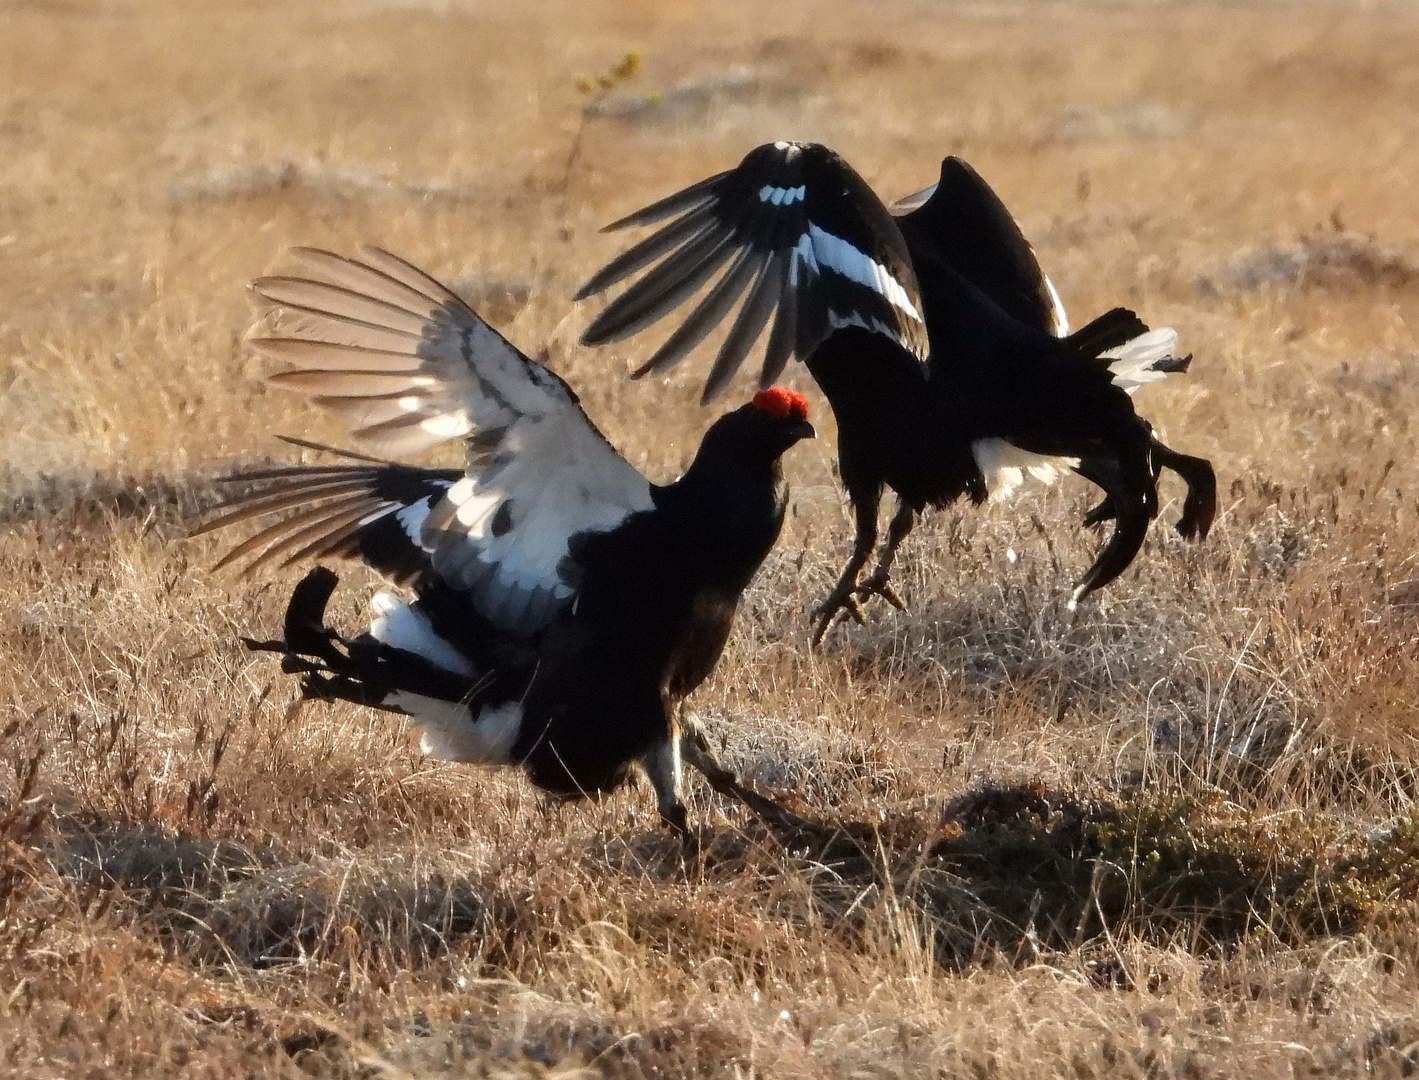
[892,159,1189,394]
[192,439,462,585]
[889,156,1070,337]
[198,248,654,637]
[577,141,929,402]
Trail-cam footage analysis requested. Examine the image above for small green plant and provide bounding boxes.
[574,50,641,97]
[557,50,644,212]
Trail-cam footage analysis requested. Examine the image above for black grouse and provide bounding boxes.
[574,142,1217,641]
[195,247,815,833]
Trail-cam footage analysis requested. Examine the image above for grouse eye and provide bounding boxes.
[751,386,809,421]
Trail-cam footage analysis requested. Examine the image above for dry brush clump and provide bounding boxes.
[4,472,1419,1077]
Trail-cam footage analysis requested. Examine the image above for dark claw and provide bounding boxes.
[810,589,866,646]
[241,636,291,654]
[660,801,691,839]
[1082,496,1115,528]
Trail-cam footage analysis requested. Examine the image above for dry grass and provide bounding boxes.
[3,0,1419,1075]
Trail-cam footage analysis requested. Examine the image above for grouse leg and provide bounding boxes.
[810,491,881,644]
[1071,444,1156,607]
[678,715,809,833]
[641,736,691,837]
[240,565,347,666]
[1082,438,1216,542]
[1151,440,1217,541]
[853,499,914,610]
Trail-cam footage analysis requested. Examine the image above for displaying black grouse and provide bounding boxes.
[575,142,1217,641]
[195,247,815,833]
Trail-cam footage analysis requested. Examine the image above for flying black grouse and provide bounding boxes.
[574,142,1217,641]
[195,247,815,833]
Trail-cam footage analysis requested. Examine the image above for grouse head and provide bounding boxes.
[744,386,815,450]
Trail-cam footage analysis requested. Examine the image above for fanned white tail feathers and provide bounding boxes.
[387,695,522,764]
[367,590,473,676]
[1101,327,1180,394]
[971,438,1079,499]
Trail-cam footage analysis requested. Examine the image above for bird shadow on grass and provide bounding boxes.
[601,780,1405,975]
[40,781,1419,985]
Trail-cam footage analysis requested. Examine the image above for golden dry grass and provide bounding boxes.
[4,0,1419,1075]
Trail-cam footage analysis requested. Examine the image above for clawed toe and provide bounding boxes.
[677,723,812,839]
[1082,498,1115,528]
[854,571,905,610]
[736,786,811,835]
[810,572,908,644]
[810,503,915,643]
[810,590,866,645]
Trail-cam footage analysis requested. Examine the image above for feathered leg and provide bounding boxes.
[1067,422,1157,607]
[641,735,690,836]
[853,499,914,610]
[641,712,808,838]
[1152,441,1217,541]
[678,714,809,833]
[1083,437,1216,542]
[241,565,344,665]
[811,484,882,645]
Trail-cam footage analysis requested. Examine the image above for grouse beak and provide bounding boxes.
[791,419,816,442]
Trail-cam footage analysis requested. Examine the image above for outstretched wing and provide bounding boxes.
[890,156,1070,337]
[893,158,1189,395]
[192,439,463,585]
[206,247,654,636]
[577,141,928,402]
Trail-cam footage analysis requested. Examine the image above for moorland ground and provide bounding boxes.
[3,0,1419,1075]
